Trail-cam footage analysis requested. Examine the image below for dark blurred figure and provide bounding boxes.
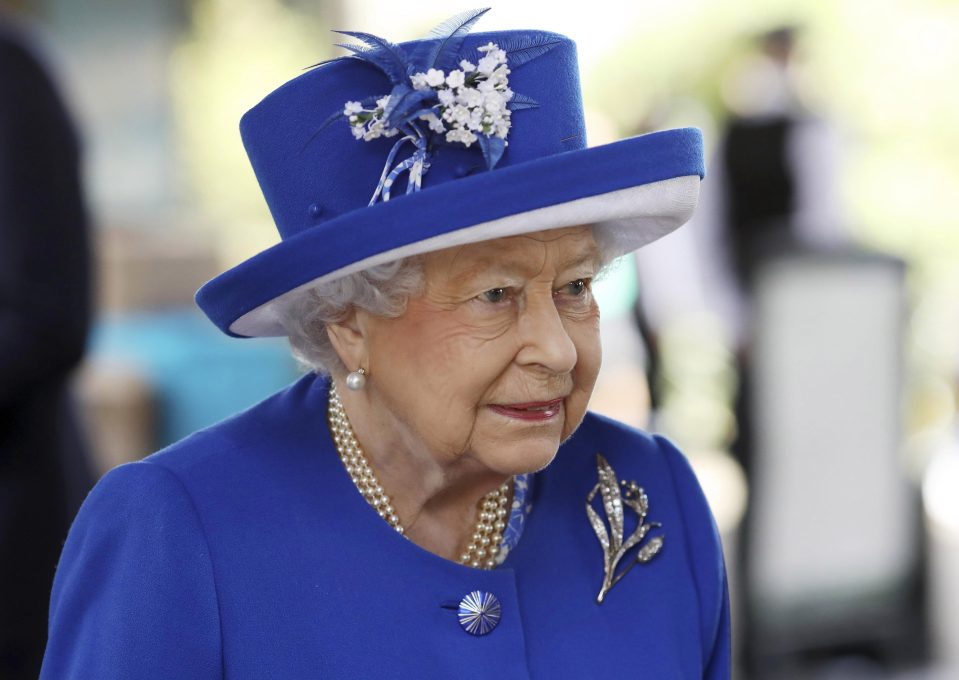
[636,25,844,439]
[718,27,816,484]
[636,27,845,411]
[0,11,94,679]
[635,24,925,678]
[699,26,923,679]
[723,27,809,296]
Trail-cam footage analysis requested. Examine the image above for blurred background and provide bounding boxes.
[2,0,958,678]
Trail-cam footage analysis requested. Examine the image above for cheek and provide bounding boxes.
[400,304,517,376]
[563,314,603,436]
[373,308,516,423]
[411,327,505,390]
[569,304,602,378]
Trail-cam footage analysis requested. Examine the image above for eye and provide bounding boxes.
[558,279,590,297]
[479,287,510,303]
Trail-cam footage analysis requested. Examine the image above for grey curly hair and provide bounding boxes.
[273,225,625,375]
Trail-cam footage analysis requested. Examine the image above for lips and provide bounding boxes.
[488,398,565,422]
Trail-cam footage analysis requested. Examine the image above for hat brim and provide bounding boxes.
[196,127,704,338]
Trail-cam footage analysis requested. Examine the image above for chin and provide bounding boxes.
[486,439,561,477]
[524,451,560,475]
[475,406,580,475]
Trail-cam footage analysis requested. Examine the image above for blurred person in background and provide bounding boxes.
[673,25,922,678]
[636,25,846,441]
[695,27,850,675]
[632,23,861,676]
[691,25,846,471]
[0,7,94,679]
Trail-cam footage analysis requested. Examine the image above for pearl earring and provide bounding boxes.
[346,367,367,391]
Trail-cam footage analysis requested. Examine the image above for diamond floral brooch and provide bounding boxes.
[586,454,665,604]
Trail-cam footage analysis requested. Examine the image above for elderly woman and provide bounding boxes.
[42,10,729,679]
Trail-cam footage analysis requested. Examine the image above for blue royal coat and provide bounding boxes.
[41,372,730,679]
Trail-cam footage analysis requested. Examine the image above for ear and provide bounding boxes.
[325,307,369,375]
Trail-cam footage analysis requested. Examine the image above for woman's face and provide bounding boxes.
[356,225,603,478]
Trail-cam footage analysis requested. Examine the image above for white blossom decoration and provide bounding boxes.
[310,8,561,203]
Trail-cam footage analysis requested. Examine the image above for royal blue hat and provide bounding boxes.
[195,8,705,338]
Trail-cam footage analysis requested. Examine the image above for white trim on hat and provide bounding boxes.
[230,174,699,337]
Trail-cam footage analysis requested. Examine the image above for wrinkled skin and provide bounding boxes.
[328,225,603,559]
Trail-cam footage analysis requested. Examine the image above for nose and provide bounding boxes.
[515,293,577,375]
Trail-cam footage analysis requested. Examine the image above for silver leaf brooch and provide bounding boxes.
[586,453,665,604]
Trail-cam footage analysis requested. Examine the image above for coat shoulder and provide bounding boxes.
[562,410,688,484]
[43,458,222,678]
[139,372,325,479]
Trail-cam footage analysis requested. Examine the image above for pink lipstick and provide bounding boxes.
[488,399,564,422]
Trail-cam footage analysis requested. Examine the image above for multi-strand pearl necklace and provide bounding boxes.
[327,383,511,569]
